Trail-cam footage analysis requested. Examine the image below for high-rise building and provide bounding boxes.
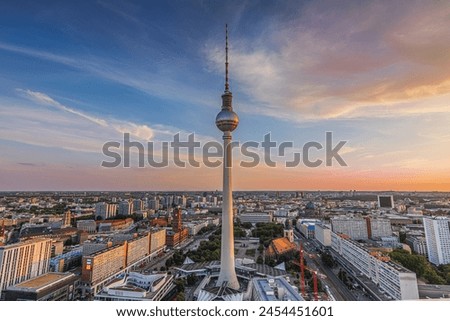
[331,216,368,240]
[423,216,450,265]
[0,238,52,298]
[118,201,133,216]
[148,197,159,210]
[331,232,419,300]
[95,202,117,220]
[215,25,240,290]
[133,199,144,212]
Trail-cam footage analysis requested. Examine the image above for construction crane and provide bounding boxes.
[297,242,319,300]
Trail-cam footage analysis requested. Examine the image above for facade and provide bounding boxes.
[252,277,303,301]
[366,217,392,239]
[166,208,189,248]
[239,212,273,224]
[315,224,332,247]
[149,229,166,256]
[4,272,79,301]
[331,216,368,240]
[378,195,394,208]
[126,234,150,266]
[81,230,167,295]
[133,199,144,212]
[0,238,52,298]
[406,235,428,257]
[423,216,450,265]
[331,232,419,300]
[76,220,97,233]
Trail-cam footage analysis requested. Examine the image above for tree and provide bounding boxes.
[321,252,335,268]
[256,255,264,264]
[186,274,198,286]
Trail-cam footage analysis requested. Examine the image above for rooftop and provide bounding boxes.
[8,272,76,292]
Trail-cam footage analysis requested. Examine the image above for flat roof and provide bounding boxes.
[11,272,75,291]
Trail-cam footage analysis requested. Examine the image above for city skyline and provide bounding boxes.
[1,1,450,191]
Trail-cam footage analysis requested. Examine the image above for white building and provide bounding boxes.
[405,235,428,257]
[118,201,133,216]
[239,212,273,224]
[94,272,174,301]
[0,238,52,297]
[95,202,117,220]
[331,232,419,300]
[330,216,368,240]
[423,216,450,265]
[315,224,332,247]
[252,277,304,301]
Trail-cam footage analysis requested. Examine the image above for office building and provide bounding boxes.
[118,200,133,216]
[331,232,419,300]
[423,216,450,265]
[405,235,428,257]
[76,220,97,233]
[166,208,188,248]
[315,224,332,247]
[378,195,394,209]
[239,212,273,224]
[133,199,144,212]
[0,238,52,298]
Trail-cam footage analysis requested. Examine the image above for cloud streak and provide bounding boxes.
[206,1,450,121]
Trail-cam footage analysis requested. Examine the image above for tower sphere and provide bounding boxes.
[216,109,239,132]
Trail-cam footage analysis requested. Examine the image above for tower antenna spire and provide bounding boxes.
[225,24,229,92]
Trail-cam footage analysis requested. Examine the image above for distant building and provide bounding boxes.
[82,243,127,295]
[239,212,273,224]
[81,230,166,295]
[133,199,144,212]
[77,220,97,233]
[166,208,188,248]
[315,224,332,247]
[378,195,394,209]
[0,238,52,298]
[94,272,174,301]
[283,220,294,243]
[118,201,133,216]
[95,202,117,220]
[405,235,428,257]
[4,272,79,301]
[252,277,303,301]
[366,217,393,239]
[423,216,450,265]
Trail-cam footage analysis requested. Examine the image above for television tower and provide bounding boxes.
[215,24,240,290]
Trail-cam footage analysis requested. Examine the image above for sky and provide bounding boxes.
[0,0,449,191]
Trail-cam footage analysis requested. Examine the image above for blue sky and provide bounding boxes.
[1,0,450,191]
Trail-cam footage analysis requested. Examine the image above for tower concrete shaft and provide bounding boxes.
[216,131,239,290]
